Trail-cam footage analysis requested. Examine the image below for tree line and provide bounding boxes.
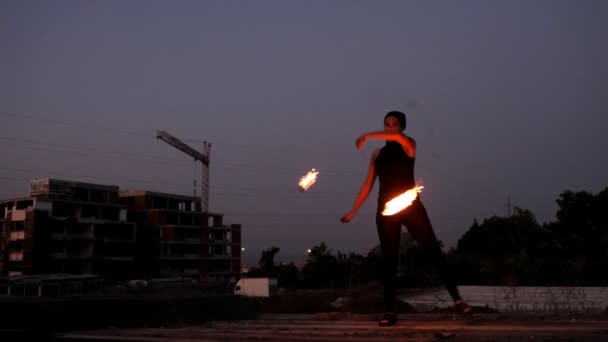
[247,188,608,288]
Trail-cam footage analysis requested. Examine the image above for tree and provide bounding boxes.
[449,187,608,286]
[247,246,281,277]
[274,262,300,289]
[301,242,338,288]
[300,243,381,289]
[449,207,544,285]
[543,188,608,285]
[259,246,280,277]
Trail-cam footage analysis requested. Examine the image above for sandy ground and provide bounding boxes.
[56,313,608,341]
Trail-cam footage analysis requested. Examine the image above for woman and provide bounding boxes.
[341,111,471,326]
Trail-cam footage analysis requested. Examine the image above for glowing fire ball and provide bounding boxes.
[298,168,319,192]
[381,186,424,216]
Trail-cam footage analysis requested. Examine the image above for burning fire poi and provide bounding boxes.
[298,168,319,192]
[381,185,424,216]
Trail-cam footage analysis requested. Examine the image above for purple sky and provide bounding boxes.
[1,0,607,264]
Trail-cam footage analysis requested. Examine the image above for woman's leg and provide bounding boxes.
[402,200,462,302]
[376,212,403,313]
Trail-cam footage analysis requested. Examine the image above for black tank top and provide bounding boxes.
[374,141,416,206]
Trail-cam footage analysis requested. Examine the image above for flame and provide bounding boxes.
[298,168,319,192]
[381,185,424,216]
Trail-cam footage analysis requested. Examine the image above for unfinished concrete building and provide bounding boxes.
[1,179,242,282]
[0,179,136,278]
[119,191,241,282]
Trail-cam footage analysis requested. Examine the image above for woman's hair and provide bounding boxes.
[384,111,406,130]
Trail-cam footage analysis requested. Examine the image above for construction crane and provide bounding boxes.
[156,130,211,212]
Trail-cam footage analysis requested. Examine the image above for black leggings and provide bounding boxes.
[375,198,461,312]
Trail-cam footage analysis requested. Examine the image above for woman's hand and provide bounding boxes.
[355,134,367,150]
[340,210,356,223]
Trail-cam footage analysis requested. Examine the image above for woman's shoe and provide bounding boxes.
[378,312,398,326]
[454,299,473,314]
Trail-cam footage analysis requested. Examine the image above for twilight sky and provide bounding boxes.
[1,0,607,264]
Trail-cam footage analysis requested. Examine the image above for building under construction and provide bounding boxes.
[0,178,241,282]
[0,178,136,278]
[119,191,241,281]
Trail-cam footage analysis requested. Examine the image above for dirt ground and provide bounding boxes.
[57,313,608,342]
[256,283,500,315]
[5,285,608,341]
